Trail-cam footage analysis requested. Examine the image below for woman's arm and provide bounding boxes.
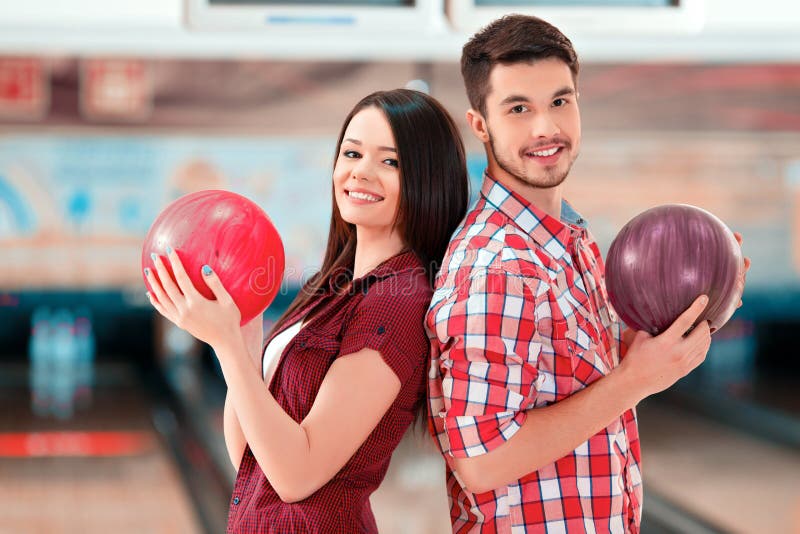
[224,393,246,471]
[145,249,405,502]
[216,335,400,503]
[223,317,264,471]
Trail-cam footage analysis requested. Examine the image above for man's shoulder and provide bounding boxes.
[439,212,551,284]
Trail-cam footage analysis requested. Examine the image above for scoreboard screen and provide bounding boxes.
[208,1,414,5]
[448,0,703,34]
[474,0,675,5]
[187,0,427,30]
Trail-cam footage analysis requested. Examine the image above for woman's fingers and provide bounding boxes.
[146,291,169,318]
[150,251,185,307]
[144,269,178,318]
[201,265,236,307]
[165,246,203,301]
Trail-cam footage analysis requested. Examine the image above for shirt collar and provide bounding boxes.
[326,249,420,293]
[480,172,588,260]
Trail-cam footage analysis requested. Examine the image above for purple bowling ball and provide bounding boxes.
[605,204,745,336]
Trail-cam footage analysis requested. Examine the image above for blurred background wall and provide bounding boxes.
[0,1,798,533]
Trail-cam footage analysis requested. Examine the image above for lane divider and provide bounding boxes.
[0,431,154,457]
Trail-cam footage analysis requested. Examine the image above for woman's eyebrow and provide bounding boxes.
[343,138,396,153]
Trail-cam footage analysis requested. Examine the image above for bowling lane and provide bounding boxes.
[0,361,204,534]
[637,398,800,534]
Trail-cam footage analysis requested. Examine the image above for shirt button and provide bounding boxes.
[233,497,240,505]
[377,326,386,334]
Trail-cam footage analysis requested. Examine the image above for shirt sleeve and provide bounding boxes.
[339,275,432,385]
[432,269,543,458]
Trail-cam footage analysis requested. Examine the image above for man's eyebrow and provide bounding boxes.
[498,87,575,106]
[553,87,576,98]
[499,94,530,106]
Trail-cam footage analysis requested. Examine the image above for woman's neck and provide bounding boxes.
[352,226,406,279]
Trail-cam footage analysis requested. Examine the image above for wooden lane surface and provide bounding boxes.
[0,363,202,534]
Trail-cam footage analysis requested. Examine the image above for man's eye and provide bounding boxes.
[553,98,567,107]
[511,105,527,114]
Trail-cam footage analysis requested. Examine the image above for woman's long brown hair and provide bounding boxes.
[269,88,469,337]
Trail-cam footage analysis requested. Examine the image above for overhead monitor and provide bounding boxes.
[186,0,440,32]
[447,0,705,35]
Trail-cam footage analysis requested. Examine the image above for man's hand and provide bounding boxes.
[617,295,712,402]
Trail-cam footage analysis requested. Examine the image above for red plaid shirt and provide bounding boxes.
[427,174,643,533]
[227,251,431,533]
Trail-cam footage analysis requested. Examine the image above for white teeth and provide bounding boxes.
[348,191,382,202]
[531,147,559,157]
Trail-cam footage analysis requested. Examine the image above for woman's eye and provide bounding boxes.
[383,159,399,168]
[343,150,361,159]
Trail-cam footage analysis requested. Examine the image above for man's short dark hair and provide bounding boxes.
[461,14,580,116]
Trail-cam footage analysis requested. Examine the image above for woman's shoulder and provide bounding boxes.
[364,253,432,304]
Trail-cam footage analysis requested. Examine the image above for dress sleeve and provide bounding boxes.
[339,274,432,385]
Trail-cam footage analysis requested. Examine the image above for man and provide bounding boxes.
[427,15,745,533]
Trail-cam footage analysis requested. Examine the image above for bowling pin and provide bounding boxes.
[74,307,95,409]
[52,308,77,420]
[29,307,52,418]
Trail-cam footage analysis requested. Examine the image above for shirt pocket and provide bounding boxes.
[549,305,610,391]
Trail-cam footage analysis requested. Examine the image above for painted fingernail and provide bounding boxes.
[150,252,157,262]
[144,267,150,276]
[166,245,173,255]
[202,265,213,276]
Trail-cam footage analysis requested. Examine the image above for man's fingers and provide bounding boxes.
[684,319,711,346]
[685,323,712,369]
[662,295,708,339]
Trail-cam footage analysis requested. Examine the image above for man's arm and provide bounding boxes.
[450,296,711,494]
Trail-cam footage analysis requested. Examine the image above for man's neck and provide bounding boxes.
[487,161,563,221]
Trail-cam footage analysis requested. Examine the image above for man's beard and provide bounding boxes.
[488,131,576,190]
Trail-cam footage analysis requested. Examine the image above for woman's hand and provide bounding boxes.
[145,246,242,350]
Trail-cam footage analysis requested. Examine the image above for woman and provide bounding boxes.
[144,89,469,533]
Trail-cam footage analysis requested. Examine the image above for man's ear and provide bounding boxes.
[466,108,490,144]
